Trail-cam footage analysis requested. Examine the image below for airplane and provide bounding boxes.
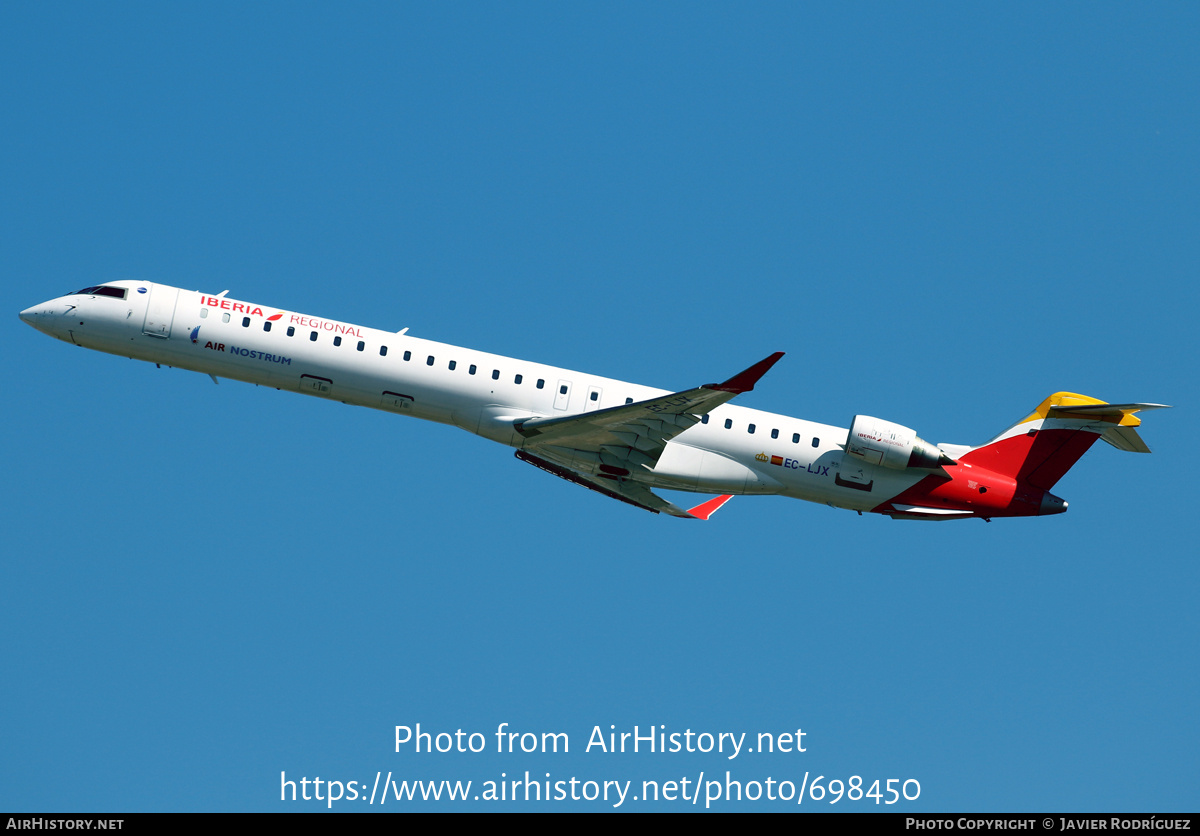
[20,280,1168,521]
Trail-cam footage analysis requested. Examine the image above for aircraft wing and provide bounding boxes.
[516,450,734,519]
[512,353,782,517]
[514,352,784,467]
[516,450,696,517]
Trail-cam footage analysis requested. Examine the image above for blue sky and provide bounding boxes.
[3,3,1197,812]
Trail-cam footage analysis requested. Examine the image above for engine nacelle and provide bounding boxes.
[845,415,949,470]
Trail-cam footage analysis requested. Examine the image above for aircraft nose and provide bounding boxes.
[20,301,68,337]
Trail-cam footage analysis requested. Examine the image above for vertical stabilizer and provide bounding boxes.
[959,393,1168,490]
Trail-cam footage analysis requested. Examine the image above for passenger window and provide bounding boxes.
[263,321,272,332]
[286,326,295,337]
[724,419,733,430]
[426,355,435,366]
[515,374,523,384]
[309,331,318,342]
[242,317,250,327]
[701,414,709,424]
[771,428,779,439]
[748,423,756,434]
[625,397,633,404]
[357,341,365,352]
[793,433,800,443]
[403,350,411,361]
[334,336,342,347]
[560,385,568,395]
[222,312,230,323]
[469,364,477,375]
[492,370,500,380]
[449,360,456,370]
[200,308,208,319]
[537,379,545,389]
[590,391,598,401]
[812,437,820,448]
[380,346,387,356]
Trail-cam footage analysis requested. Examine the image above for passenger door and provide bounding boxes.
[142,285,179,338]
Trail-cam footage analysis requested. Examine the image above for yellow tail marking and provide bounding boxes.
[1020,392,1143,427]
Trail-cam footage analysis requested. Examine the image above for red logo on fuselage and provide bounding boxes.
[289,314,363,338]
[201,295,268,317]
[198,296,359,336]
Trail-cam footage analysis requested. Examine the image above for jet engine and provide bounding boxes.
[845,415,952,470]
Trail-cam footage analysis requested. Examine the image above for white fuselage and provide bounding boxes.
[21,280,934,513]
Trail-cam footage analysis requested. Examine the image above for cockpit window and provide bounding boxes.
[69,285,127,300]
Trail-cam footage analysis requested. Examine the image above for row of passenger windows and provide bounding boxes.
[208,307,817,444]
[217,308,557,387]
[701,414,819,446]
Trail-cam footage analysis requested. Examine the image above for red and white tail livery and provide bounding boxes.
[21,281,1168,521]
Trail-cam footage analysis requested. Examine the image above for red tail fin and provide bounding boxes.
[960,428,1099,490]
[958,392,1165,490]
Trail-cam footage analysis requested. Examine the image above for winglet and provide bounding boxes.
[706,352,785,394]
[687,494,734,520]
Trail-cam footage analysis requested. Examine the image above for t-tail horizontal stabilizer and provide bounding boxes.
[1044,401,1171,453]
